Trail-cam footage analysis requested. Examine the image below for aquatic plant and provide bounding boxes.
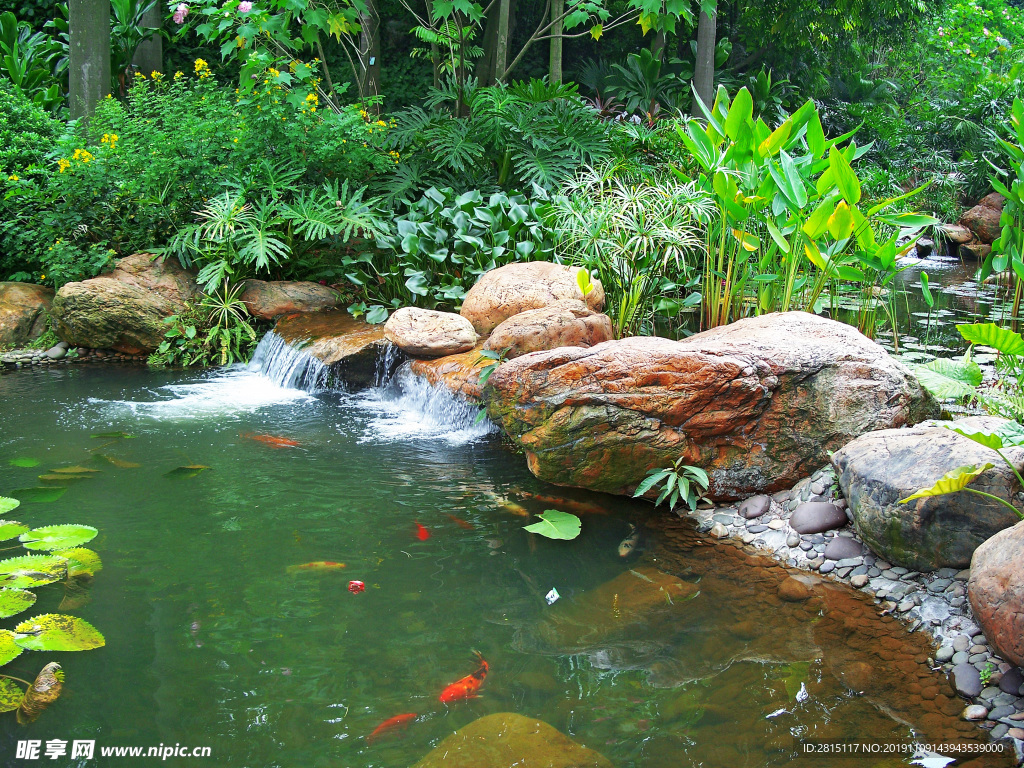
[634,458,709,512]
[523,510,582,540]
[0,492,105,721]
[148,282,257,368]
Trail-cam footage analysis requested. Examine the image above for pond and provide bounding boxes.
[0,348,1014,767]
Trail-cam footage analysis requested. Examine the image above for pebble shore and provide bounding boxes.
[1,343,148,368]
[689,464,1024,763]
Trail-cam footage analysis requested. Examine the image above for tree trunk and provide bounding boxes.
[69,0,110,119]
[132,6,162,76]
[690,2,716,116]
[359,0,381,104]
[475,10,499,85]
[494,0,511,81]
[548,0,563,82]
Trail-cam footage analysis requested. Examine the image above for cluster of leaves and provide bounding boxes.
[0,493,104,721]
[350,185,554,321]
[633,457,710,512]
[147,282,258,368]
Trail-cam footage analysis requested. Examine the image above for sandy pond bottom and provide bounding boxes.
[0,363,1013,768]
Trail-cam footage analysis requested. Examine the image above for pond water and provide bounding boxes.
[0,348,1014,767]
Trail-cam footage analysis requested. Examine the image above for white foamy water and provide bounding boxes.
[88,367,315,421]
[247,331,333,391]
[352,363,496,445]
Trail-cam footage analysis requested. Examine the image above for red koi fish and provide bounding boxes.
[415,522,430,541]
[446,514,474,530]
[366,712,417,745]
[286,561,346,574]
[439,652,488,704]
[242,432,301,448]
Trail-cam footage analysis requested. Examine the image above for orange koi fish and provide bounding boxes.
[446,514,474,530]
[415,522,430,541]
[286,561,346,574]
[366,712,417,745]
[242,432,301,448]
[439,652,488,704]
[520,492,609,515]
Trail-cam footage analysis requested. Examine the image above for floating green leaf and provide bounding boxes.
[957,322,1024,355]
[14,614,105,651]
[52,548,102,577]
[0,555,69,589]
[12,487,67,503]
[0,588,36,619]
[0,521,29,541]
[0,497,19,515]
[899,464,994,504]
[523,510,582,540]
[0,678,23,712]
[91,432,134,439]
[8,457,40,468]
[20,525,98,551]
[0,630,24,666]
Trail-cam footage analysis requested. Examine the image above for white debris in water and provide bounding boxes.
[795,682,809,703]
[545,588,560,605]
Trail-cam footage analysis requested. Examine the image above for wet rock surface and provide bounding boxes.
[273,310,395,389]
[969,521,1024,668]
[0,282,54,347]
[408,344,489,402]
[488,312,936,500]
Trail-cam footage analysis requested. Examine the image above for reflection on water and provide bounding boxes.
[0,364,1013,767]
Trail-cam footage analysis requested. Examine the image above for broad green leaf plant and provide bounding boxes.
[634,458,710,512]
[675,85,937,334]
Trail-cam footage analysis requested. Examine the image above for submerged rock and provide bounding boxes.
[460,261,605,335]
[0,282,54,347]
[51,254,198,354]
[384,307,478,357]
[833,416,1023,571]
[410,712,613,768]
[240,280,342,320]
[484,300,614,359]
[968,520,1024,668]
[408,344,490,402]
[273,310,393,389]
[487,312,935,501]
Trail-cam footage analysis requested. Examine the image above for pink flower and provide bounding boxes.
[238,0,253,12]
[173,3,189,23]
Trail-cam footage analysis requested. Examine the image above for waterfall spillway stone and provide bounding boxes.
[248,331,334,391]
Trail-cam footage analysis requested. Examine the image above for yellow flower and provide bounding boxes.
[151,71,164,80]
[40,274,45,280]
[194,58,210,78]
[376,119,386,126]
[134,71,146,79]
[174,71,184,80]
[7,174,18,181]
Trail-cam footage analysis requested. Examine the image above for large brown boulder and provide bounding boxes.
[959,192,1005,244]
[50,254,198,354]
[240,280,342,320]
[0,282,54,347]
[272,310,394,389]
[487,312,937,501]
[460,261,604,335]
[411,713,613,768]
[833,416,1023,571]
[383,306,478,357]
[484,299,614,359]
[968,520,1024,668]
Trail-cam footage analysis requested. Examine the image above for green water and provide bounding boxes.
[0,363,1011,767]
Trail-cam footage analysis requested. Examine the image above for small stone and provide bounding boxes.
[738,495,771,519]
[980,686,1001,700]
[851,574,869,588]
[819,561,836,574]
[952,651,970,665]
[709,522,729,539]
[950,663,983,698]
[1007,727,1024,739]
[898,599,914,613]
[927,579,952,594]
[953,635,971,653]
[713,513,736,525]
[823,536,862,560]
[786,533,800,548]
[767,519,786,530]
[746,524,768,534]
[799,541,814,551]
[778,576,815,602]
[771,490,791,503]
[963,705,989,721]
[954,569,971,581]
[808,558,824,571]
[741,532,757,544]
[989,705,1015,720]
[998,668,1023,694]
[990,723,1008,740]
[969,653,990,664]
[868,567,881,578]
[936,646,955,663]
[970,642,988,653]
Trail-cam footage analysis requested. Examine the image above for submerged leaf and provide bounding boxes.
[0,678,23,713]
[49,466,100,475]
[164,465,210,478]
[523,510,582,540]
[17,662,63,724]
[8,457,40,468]
[20,525,98,551]
[0,555,69,589]
[0,588,36,619]
[14,614,106,651]
[0,497,19,515]
[37,474,94,482]
[899,464,994,504]
[91,431,134,439]
[0,521,29,541]
[96,454,141,469]
[0,630,24,666]
[12,487,67,503]
[52,548,102,577]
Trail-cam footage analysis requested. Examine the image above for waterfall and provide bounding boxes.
[247,331,334,391]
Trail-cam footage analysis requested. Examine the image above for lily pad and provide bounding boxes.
[12,487,66,503]
[0,630,24,666]
[52,548,102,577]
[164,465,210,478]
[0,497,19,515]
[523,510,582,540]
[0,677,23,713]
[14,614,106,651]
[8,457,40,468]
[20,525,98,551]
[0,555,69,589]
[0,588,36,619]
[0,521,29,541]
[91,431,134,439]
[49,466,100,474]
